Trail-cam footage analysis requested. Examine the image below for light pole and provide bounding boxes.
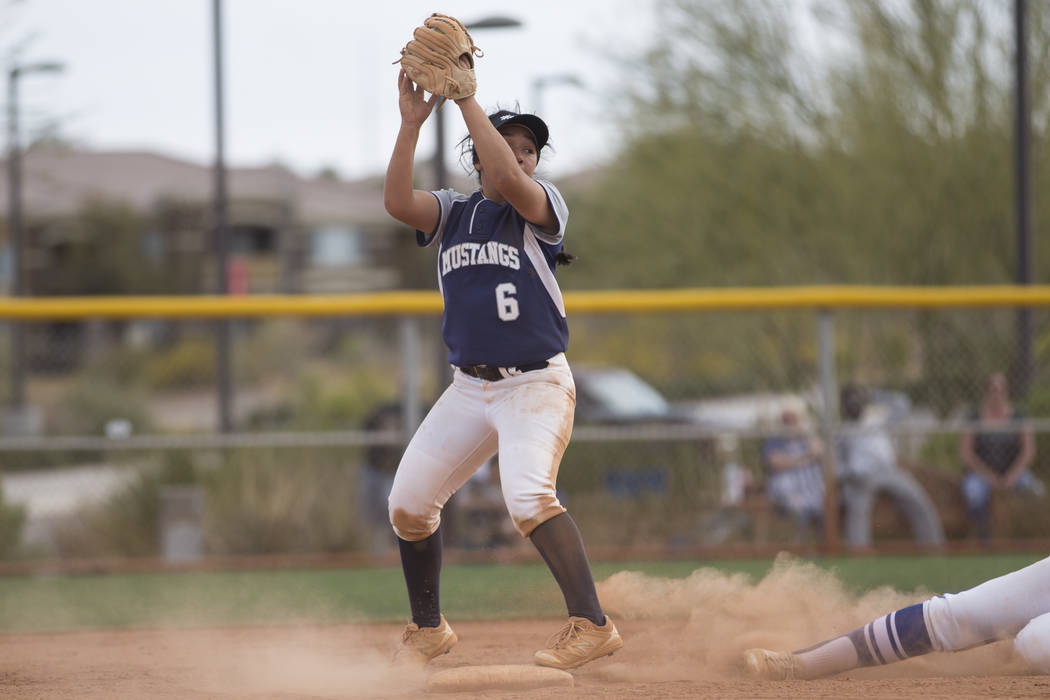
[6,60,64,432]
[212,0,233,433]
[1013,0,1033,400]
[431,16,523,191]
[529,74,584,119]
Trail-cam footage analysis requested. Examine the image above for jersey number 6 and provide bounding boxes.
[495,283,519,321]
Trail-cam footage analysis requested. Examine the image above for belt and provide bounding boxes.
[458,360,549,382]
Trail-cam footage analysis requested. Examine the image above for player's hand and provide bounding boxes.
[398,69,439,128]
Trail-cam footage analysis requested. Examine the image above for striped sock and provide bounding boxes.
[794,603,933,679]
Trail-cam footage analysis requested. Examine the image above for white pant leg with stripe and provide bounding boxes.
[924,555,1050,652]
[788,555,1050,679]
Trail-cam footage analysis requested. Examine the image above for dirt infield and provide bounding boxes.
[4,557,1049,698]
[2,617,1048,699]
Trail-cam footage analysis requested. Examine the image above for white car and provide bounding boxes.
[572,366,690,425]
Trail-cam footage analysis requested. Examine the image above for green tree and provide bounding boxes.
[566,0,1048,289]
[561,0,1050,397]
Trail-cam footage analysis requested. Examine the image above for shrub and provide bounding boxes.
[51,452,198,558]
[245,369,397,431]
[0,480,26,559]
[232,319,310,384]
[48,447,370,559]
[46,377,153,436]
[201,448,363,555]
[145,338,216,389]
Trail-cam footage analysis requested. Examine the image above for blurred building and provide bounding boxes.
[0,143,459,296]
[0,144,596,376]
[0,143,477,376]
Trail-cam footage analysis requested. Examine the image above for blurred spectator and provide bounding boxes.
[359,403,403,553]
[696,433,755,546]
[837,383,944,548]
[718,433,752,508]
[959,371,1045,541]
[453,460,521,550]
[760,408,825,543]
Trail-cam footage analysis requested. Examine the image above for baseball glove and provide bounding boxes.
[395,13,483,101]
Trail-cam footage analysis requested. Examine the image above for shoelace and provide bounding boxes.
[393,623,427,661]
[761,651,798,680]
[546,618,588,649]
[398,621,433,647]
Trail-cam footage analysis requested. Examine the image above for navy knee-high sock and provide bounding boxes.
[398,526,443,628]
[529,513,605,626]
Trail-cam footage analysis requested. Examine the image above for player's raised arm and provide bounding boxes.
[383,70,441,233]
[455,97,557,231]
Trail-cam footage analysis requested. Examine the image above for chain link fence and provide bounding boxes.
[0,290,1048,567]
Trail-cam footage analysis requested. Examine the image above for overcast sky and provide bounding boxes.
[4,0,657,182]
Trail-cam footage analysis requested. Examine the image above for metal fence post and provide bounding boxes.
[817,309,841,551]
[400,317,422,439]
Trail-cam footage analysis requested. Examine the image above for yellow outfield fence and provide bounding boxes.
[0,284,1049,319]
[0,285,1049,567]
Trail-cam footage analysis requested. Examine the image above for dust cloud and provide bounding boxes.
[2,575,430,698]
[594,553,1021,682]
[146,625,425,698]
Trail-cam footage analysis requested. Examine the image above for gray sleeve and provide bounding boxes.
[416,188,469,247]
[530,179,569,245]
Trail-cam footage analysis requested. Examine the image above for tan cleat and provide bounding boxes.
[534,616,623,670]
[744,647,802,680]
[393,615,458,665]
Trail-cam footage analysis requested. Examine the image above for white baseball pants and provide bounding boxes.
[388,353,574,541]
[925,555,1050,651]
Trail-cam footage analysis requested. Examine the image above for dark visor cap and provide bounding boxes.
[488,110,549,151]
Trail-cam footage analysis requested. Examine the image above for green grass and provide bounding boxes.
[0,553,1042,634]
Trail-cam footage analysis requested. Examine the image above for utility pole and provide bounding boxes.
[212,0,233,432]
[6,60,64,434]
[1013,0,1033,400]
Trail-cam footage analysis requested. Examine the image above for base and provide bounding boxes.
[426,664,575,693]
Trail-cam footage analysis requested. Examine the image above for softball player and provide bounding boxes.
[382,70,623,670]
[746,555,1050,678]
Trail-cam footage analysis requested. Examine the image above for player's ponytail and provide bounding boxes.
[556,252,576,266]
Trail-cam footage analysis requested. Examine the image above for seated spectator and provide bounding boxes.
[696,433,756,546]
[760,408,825,543]
[837,383,944,548]
[960,371,1045,541]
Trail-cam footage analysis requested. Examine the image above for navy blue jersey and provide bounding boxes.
[417,180,569,367]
